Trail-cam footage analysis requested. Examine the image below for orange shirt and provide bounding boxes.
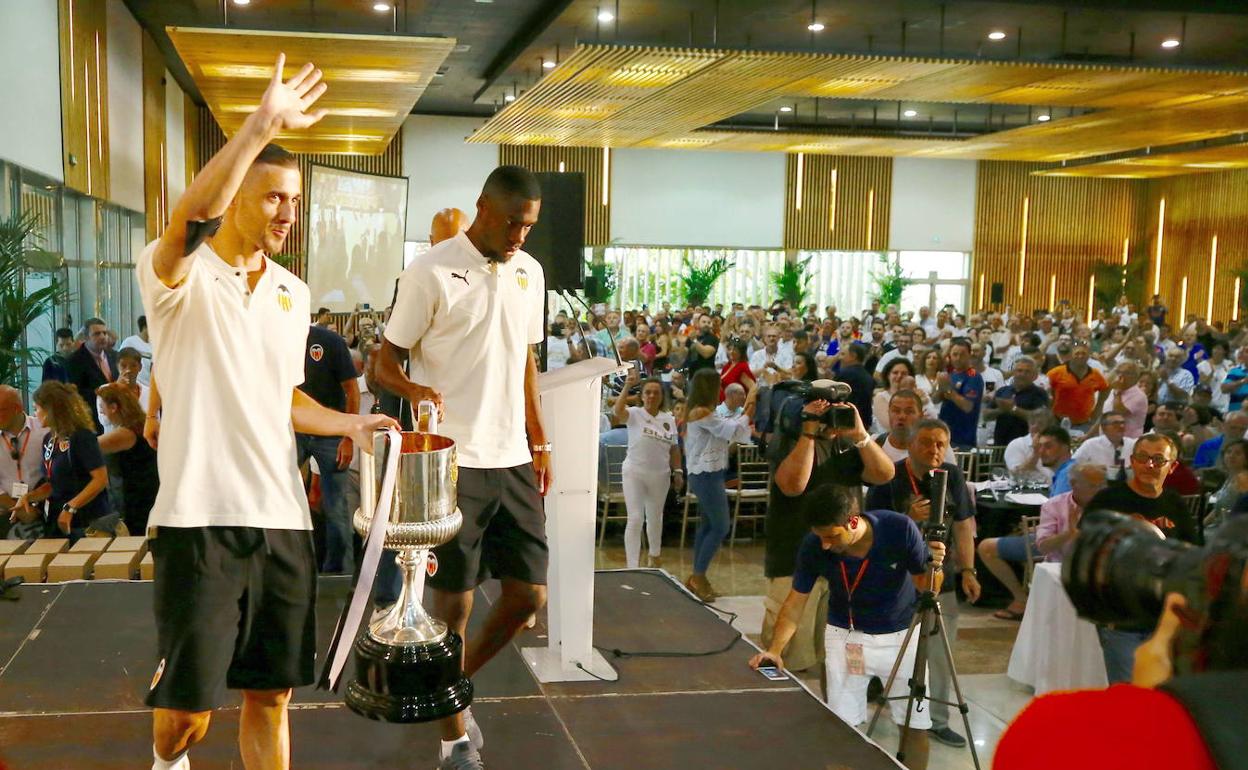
[1046,364,1108,424]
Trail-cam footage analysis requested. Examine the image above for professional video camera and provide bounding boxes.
[1064,511,1248,673]
[769,379,857,437]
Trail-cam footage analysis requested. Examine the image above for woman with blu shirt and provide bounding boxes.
[15,382,112,539]
[613,370,683,568]
[683,368,755,601]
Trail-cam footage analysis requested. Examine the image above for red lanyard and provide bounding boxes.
[2,427,31,482]
[904,459,924,498]
[840,559,870,631]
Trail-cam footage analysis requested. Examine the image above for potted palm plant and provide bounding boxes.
[681,255,732,307]
[0,211,70,388]
[872,252,909,306]
[771,255,814,309]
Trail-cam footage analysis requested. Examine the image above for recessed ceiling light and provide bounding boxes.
[1161,38,1181,49]
[232,0,250,5]
[373,2,390,11]
[504,93,516,102]
[987,31,1006,41]
[1037,114,1052,122]
[542,59,556,69]
[597,10,614,22]
[779,105,793,113]
[903,109,918,117]
[808,22,825,32]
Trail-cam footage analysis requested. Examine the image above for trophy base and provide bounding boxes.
[345,629,473,723]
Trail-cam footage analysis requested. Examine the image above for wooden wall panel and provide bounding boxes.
[141,31,166,242]
[1146,169,1248,324]
[973,161,1146,315]
[58,0,109,198]
[783,154,891,251]
[497,145,611,246]
[188,104,403,278]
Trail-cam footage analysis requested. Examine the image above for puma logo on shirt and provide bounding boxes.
[450,271,470,286]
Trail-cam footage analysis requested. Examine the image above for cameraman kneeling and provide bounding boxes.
[751,484,945,770]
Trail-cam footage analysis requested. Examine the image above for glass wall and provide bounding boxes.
[896,250,971,316]
[2,159,145,399]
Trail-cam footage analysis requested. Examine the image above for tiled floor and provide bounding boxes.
[596,539,1037,770]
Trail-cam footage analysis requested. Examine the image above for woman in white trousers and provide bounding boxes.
[613,369,683,568]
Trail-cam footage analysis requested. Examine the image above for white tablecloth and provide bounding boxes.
[1007,562,1108,694]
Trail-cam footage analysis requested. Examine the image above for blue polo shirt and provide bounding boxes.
[1225,366,1248,410]
[938,368,984,448]
[792,510,929,634]
[1050,458,1075,496]
[1193,435,1223,470]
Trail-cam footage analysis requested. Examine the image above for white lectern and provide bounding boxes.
[521,356,628,682]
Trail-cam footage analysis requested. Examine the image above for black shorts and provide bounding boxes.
[429,464,548,593]
[145,526,318,712]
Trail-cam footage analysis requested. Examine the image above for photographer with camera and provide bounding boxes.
[865,418,981,749]
[760,382,894,676]
[750,484,947,770]
[996,514,1248,770]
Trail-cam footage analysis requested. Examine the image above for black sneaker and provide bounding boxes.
[929,726,966,748]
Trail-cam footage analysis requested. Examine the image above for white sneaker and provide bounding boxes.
[152,747,189,770]
[437,741,484,770]
[464,706,484,751]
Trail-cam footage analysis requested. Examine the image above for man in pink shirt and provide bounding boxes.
[1099,361,1147,438]
[976,462,1107,619]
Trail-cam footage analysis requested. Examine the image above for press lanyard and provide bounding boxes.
[904,459,924,498]
[840,559,870,632]
[2,427,30,482]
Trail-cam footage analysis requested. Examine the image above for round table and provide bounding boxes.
[1007,562,1108,693]
[973,492,1045,605]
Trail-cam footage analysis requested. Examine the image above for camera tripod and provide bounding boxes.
[866,569,981,770]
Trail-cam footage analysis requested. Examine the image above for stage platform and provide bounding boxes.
[0,570,901,769]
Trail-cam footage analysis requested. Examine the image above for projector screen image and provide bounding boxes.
[307,164,409,311]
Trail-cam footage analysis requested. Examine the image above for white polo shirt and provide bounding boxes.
[385,231,544,469]
[137,240,312,530]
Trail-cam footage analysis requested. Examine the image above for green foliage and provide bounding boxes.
[681,255,732,307]
[771,256,814,308]
[584,261,617,305]
[1092,259,1148,313]
[0,211,70,387]
[871,253,909,306]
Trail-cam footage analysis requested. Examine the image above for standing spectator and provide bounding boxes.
[752,486,946,768]
[987,357,1049,447]
[298,321,359,574]
[20,382,112,539]
[914,349,944,418]
[931,339,984,449]
[41,328,76,384]
[96,382,160,536]
[612,370,682,569]
[1197,340,1232,414]
[1157,347,1196,403]
[865,417,980,750]
[1072,414,1135,479]
[634,323,658,371]
[977,463,1109,619]
[1192,409,1248,469]
[1145,294,1168,328]
[749,324,794,385]
[1047,343,1108,430]
[836,343,877,430]
[875,328,914,372]
[0,385,49,539]
[119,315,153,385]
[99,347,151,433]
[683,368,755,601]
[873,359,917,433]
[718,337,755,401]
[66,318,118,432]
[1100,361,1148,438]
[684,313,719,374]
[1084,432,1197,682]
[1220,345,1248,411]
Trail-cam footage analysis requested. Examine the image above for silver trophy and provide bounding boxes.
[344,403,473,722]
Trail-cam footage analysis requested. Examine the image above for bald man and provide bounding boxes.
[430,207,470,246]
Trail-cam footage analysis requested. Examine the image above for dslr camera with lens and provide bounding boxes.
[1064,511,1248,673]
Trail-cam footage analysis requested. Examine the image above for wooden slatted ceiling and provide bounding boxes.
[168,26,453,156]
[1034,143,1248,179]
[498,145,610,246]
[973,161,1146,315]
[188,104,403,278]
[783,155,891,251]
[469,44,1248,172]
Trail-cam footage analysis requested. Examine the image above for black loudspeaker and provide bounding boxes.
[990,282,1005,304]
[525,172,585,290]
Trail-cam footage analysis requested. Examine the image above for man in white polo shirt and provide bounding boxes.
[136,55,396,770]
[376,165,551,770]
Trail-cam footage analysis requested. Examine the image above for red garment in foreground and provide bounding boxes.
[993,684,1216,770]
